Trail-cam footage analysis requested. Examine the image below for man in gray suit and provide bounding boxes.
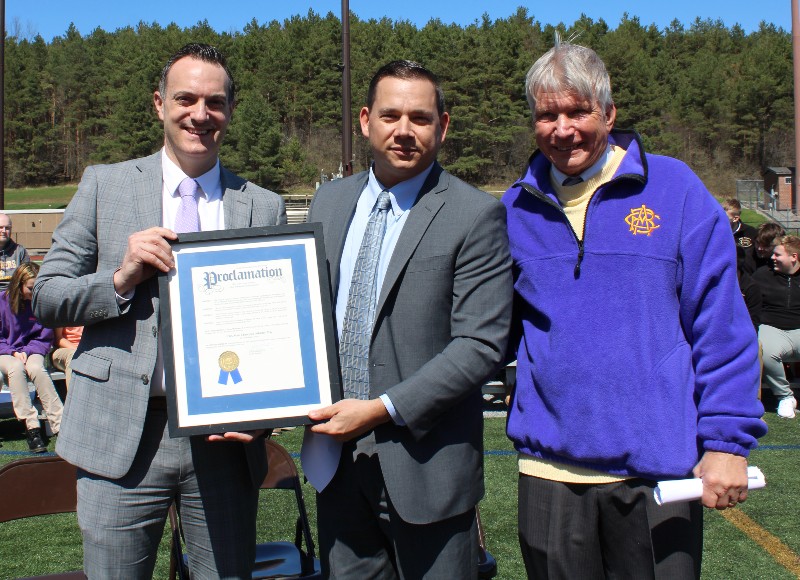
[33,43,286,578]
[303,60,512,578]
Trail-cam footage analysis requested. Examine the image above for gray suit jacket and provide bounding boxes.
[309,163,512,524]
[33,151,287,483]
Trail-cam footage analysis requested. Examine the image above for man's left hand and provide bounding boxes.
[693,451,749,510]
[309,399,391,442]
[206,429,265,443]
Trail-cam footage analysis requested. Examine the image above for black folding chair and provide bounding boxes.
[169,438,320,579]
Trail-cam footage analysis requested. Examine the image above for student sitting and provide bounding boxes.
[754,235,800,418]
[52,326,83,390]
[0,263,62,452]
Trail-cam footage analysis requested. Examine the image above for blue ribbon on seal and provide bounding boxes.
[218,368,243,385]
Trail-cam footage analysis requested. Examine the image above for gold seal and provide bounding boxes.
[218,351,240,372]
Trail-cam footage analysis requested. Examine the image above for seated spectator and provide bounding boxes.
[737,246,761,331]
[52,326,83,389]
[753,222,785,272]
[0,213,30,291]
[753,235,800,418]
[722,199,758,264]
[0,263,63,452]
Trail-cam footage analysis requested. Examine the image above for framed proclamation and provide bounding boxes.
[158,222,341,437]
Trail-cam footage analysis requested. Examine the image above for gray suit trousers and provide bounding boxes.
[77,405,259,579]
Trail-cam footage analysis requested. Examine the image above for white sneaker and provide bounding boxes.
[776,396,797,419]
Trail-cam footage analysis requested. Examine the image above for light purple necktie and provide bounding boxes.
[174,177,200,233]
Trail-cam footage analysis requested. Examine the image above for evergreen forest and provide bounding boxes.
[3,8,794,194]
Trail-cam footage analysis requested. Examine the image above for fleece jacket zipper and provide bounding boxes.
[520,183,591,278]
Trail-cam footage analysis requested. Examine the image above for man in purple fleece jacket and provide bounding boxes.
[503,39,766,578]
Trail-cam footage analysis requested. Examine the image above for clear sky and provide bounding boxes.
[5,0,793,42]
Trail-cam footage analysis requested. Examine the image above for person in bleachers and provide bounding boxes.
[51,326,83,390]
[737,246,762,332]
[0,262,62,452]
[722,199,758,274]
[0,213,31,291]
[753,222,785,272]
[753,235,800,418]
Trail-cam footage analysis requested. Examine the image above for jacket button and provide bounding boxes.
[141,375,149,385]
[152,326,158,337]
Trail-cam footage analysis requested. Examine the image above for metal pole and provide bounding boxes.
[1,0,5,209]
[341,0,353,177]
[793,0,800,212]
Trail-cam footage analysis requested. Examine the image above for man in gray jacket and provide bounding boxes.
[303,60,512,579]
[33,43,286,578]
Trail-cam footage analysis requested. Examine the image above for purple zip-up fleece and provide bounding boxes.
[503,130,766,480]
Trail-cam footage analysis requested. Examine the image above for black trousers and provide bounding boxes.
[518,475,702,579]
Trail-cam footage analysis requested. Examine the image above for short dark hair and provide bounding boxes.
[366,60,445,116]
[159,43,235,104]
[756,222,785,249]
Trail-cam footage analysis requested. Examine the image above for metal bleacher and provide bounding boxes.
[284,194,312,224]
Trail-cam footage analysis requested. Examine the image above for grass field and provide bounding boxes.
[741,208,768,229]
[1,397,798,579]
[2,186,78,210]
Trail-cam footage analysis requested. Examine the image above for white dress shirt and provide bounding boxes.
[117,150,226,396]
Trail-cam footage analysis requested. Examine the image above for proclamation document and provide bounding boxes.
[192,257,303,398]
[159,224,340,436]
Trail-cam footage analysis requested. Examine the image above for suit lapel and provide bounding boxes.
[132,152,164,231]
[221,166,251,229]
[376,164,447,315]
[129,152,164,301]
[328,173,369,300]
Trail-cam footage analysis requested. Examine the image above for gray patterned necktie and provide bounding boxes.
[562,175,583,186]
[339,191,392,400]
[174,177,200,233]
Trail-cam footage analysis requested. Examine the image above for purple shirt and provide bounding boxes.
[0,294,53,357]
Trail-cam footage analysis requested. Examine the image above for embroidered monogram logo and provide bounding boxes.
[625,204,661,236]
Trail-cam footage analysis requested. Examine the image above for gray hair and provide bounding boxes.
[525,38,613,116]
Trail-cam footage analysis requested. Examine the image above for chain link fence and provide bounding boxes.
[736,179,800,234]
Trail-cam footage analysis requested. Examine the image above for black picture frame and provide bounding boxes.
[158,222,341,437]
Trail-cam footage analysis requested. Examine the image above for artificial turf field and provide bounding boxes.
[0,394,798,579]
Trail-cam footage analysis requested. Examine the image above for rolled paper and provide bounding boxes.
[654,466,766,506]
